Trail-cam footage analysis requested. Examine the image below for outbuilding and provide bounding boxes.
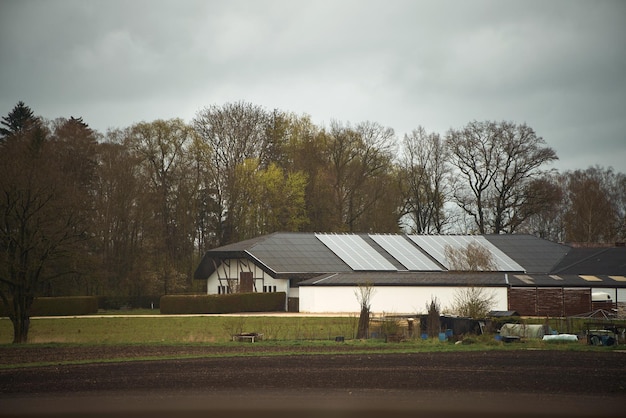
[194,233,626,316]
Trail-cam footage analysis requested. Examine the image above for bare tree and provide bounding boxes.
[444,242,497,319]
[446,121,557,234]
[399,126,451,233]
[357,165,405,233]
[444,242,497,271]
[355,282,375,339]
[0,118,90,343]
[518,174,566,242]
[563,166,624,243]
[492,122,558,233]
[92,139,146,298]
[450,286,496,319]
[326,120,396,232]
[447,121,499,233]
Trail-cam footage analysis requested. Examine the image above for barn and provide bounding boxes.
[193,232,626,317]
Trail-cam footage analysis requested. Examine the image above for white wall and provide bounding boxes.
[298,286,508,314]
[206,258,289,295]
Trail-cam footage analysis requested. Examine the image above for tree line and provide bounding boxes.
[1,100,625,340]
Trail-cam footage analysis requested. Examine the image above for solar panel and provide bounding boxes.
[369,234,442,271]
[315,233,397,271]
[407,235,452,268]
[471,236,524,271]
[408,235,524,272]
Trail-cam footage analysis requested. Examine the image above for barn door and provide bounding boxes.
[239,271,254,293]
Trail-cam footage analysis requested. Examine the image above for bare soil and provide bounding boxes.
[0,343,398,366]
[1,345,625,417]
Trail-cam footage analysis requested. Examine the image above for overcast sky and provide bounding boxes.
[1,0,625,172]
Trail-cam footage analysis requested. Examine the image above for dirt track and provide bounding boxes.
[1,348,625,417]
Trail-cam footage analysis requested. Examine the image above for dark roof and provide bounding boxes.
[194,233,626,287]
[550,247,626,275]
[247,232,350,276]
[299,271,510,287]
[484,234,569,274]
[298,271,626,288]
[194,232,350,280]
[194,234,270,279]
[506,273,624,288]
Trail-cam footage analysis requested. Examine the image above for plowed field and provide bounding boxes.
[1,346,624,417]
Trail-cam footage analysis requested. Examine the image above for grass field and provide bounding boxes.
[0,315,360,344]
[0,312,621,351]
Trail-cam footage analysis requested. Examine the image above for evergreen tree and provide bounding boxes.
[0,101,37,141]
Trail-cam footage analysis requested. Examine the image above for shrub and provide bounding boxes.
[426,296,441,338]
[0,296,98,317]
[450,286,496,319]
[159,295,212,314]
[378,315,404,342]
[160,292,286,314]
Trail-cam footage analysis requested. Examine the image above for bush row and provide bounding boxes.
[0,296,99,317]
[97,296,161,310]
[160,292,286,314]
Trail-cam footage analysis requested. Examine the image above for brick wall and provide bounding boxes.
[508,288,591,317]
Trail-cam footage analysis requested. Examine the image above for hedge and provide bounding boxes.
[0,296,99,317]
[160,292,286,314]
[97,296,160,310]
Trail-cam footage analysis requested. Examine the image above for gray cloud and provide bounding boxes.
[1,0,624,171]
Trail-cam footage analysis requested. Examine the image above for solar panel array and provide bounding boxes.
[369,234,442,271]
[315,234,397,271]
[314,233,525,272]
[473,236,524,271]
[408,235,524,272]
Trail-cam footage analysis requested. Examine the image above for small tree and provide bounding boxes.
[354,282,375,339]
[444,242,497,271]
[450,286,496,319]
[425,296,441,338]
[444,242,498,319]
